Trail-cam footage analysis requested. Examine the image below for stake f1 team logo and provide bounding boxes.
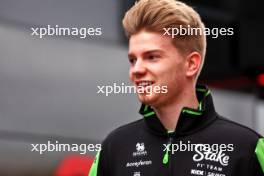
[193,144,230,166]
[133,142,147,157]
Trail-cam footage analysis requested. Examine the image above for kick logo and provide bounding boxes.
[193,144,230,166]
[133,142,147,157]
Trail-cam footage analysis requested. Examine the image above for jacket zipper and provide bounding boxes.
[163,135,173,175]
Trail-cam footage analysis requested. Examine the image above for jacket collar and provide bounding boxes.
[139,85,217,137]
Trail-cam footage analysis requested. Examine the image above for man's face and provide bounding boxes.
[128,30,188,107]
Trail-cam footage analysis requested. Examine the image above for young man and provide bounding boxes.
[89,0,264,175]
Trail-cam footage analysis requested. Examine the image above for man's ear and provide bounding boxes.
[185,52,201,77]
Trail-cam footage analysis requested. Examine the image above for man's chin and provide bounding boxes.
[137,93,157,105]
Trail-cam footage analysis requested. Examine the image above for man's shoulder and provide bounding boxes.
[103,119,145,144]
[214,115,262,140]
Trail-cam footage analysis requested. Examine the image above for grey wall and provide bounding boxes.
[213,89,256,130]
[0,1,130,174]
[256,101,264,135]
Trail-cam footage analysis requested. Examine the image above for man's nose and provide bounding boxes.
[131,59,147,76]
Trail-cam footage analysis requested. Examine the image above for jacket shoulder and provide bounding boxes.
[102,119,145,146]
[216,115,262,139]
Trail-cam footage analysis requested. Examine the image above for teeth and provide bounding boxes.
[138,81,153,86]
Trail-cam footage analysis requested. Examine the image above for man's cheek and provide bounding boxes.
[129,71,134,82]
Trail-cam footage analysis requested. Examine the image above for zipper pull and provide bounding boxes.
[163,137,173,165]
[163,143,171,164]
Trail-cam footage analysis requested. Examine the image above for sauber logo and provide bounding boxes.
[133,143,147,157]
[136,143,145,152]
[193,144,229,166]
[127,143,152,168]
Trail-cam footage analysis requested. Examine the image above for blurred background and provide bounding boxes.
[0,0,263,175]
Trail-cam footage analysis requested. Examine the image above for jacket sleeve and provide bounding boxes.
[253,138,264,176]
[88,141,110,176]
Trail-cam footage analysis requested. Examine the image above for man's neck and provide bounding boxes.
[152,88,199,131]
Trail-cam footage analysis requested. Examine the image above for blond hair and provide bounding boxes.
[122,0,206,78]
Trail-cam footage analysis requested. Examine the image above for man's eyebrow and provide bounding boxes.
[128,49,164,58]
[143,49,164,55]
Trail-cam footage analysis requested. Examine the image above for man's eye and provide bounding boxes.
[147,55,159,60]
[129,58,136,65]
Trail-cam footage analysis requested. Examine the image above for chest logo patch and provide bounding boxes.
[193,144,230,166]
[133,142,148,157]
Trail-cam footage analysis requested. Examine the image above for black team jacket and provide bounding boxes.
[89,85,264,176]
